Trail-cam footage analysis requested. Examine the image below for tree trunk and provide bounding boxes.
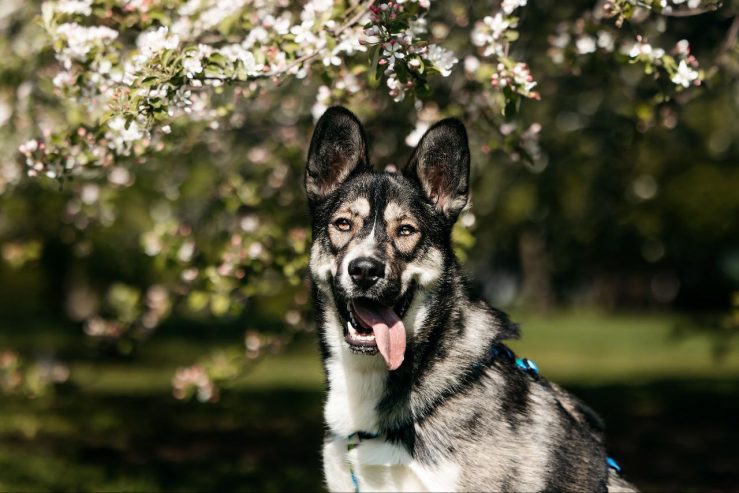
[519,229,554,312]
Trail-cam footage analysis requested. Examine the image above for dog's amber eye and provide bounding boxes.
[397,224,417,236]
[334,218,352,232]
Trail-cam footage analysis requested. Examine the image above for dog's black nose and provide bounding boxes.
[348,257,384,289]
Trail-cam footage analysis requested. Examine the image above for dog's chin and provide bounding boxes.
[335,287,415,356]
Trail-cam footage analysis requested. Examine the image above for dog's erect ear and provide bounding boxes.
[306,106,370,205]
[403,118,470,222]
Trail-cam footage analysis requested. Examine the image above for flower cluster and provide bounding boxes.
[604,0,720,26]
[470,0,540,108]
[547,11,703,92]
[547,18,617,64]
[490,61,539,100]
[626,36,702,89]
[172,336,288,401]
[172,364,219,402]
[361,1,458,102]
[0,350,69,397]
[25,0,465,178]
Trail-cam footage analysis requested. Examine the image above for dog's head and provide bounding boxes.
[306,106,470,371]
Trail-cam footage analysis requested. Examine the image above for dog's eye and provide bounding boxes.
[397,224,417,236]
[334,218,352,232]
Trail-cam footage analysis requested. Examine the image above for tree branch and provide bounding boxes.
[715,14,739,65]
[660,3,722,17]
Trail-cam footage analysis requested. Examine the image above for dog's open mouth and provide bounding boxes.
[338,289,414,371]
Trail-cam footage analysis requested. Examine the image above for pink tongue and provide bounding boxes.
[352,303,406,371]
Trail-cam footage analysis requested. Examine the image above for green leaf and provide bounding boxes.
[368,45,381,83]
[395,63,409,84]
[503,90,519,117]
[209,53,228,67]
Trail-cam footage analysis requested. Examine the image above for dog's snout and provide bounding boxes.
[348,257,384,289]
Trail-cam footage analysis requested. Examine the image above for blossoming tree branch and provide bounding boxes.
[21,0,716,179]
[3,0,736,400]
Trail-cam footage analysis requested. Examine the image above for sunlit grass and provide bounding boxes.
[18,310,735,396]
[508,309,739,383]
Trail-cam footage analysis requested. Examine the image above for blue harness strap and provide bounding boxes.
[488,343,540,378]
[607,456,623,474]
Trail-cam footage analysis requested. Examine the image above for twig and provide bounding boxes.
[697,13,739,84]
[628,0,722,17]
[715,14,739,65]
[660,4,722,17]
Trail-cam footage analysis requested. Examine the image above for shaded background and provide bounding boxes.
[1,0,738,491]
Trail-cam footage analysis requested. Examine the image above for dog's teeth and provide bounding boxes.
[347,321,360,337]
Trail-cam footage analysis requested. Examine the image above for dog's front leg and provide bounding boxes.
[346,439,412,466]
[324,436,423,492]
[323,437,357,492]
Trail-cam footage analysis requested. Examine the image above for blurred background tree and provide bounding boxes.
[0,1,738,490]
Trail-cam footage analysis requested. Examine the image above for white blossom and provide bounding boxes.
[405,121,430,147]
[427,44,458,77]
[576,36,596,55]
[198,0,248,31]
[136,26,180,62]
[56,0,92,16]
[52,70,75,88]
[512,63,537,92]
[183,56,203,78]
[464,55,480,73]
[19,139,39,154]
[485,14,509,40]
[55,23,118,62]
[386,76,405,102]
[675,39,690,56]
[501,0,527,15]
[107,117,144,153]
[312,85,331,121]
[597,31,614,52]
[382,41,405,65]
[671,60,699,88]
[629,40,665,61]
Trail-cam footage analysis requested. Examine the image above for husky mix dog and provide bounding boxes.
[305,106,637,492]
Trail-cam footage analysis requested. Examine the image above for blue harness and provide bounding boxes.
[345,344,623,492]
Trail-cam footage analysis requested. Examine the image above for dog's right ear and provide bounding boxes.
[305,106,370,206]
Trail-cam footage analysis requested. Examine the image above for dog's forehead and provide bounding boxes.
[335,196,371,216]
[334,173,419,217]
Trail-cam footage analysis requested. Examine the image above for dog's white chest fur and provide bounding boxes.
[323,435,459,492]
[322,352,459,492]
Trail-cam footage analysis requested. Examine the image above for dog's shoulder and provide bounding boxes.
[547,380,606,439]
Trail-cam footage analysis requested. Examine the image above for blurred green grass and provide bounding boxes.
[509,309,739,382]
[0,310,737,492]
[55,309,739,394]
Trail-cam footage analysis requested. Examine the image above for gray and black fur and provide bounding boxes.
[306,106,637,492]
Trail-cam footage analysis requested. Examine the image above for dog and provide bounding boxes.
[305,106,637,492]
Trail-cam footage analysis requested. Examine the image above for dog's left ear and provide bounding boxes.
[403,118,470,222]
[305,106,371,206]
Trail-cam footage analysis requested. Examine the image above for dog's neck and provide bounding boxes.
[315,260,517,439]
